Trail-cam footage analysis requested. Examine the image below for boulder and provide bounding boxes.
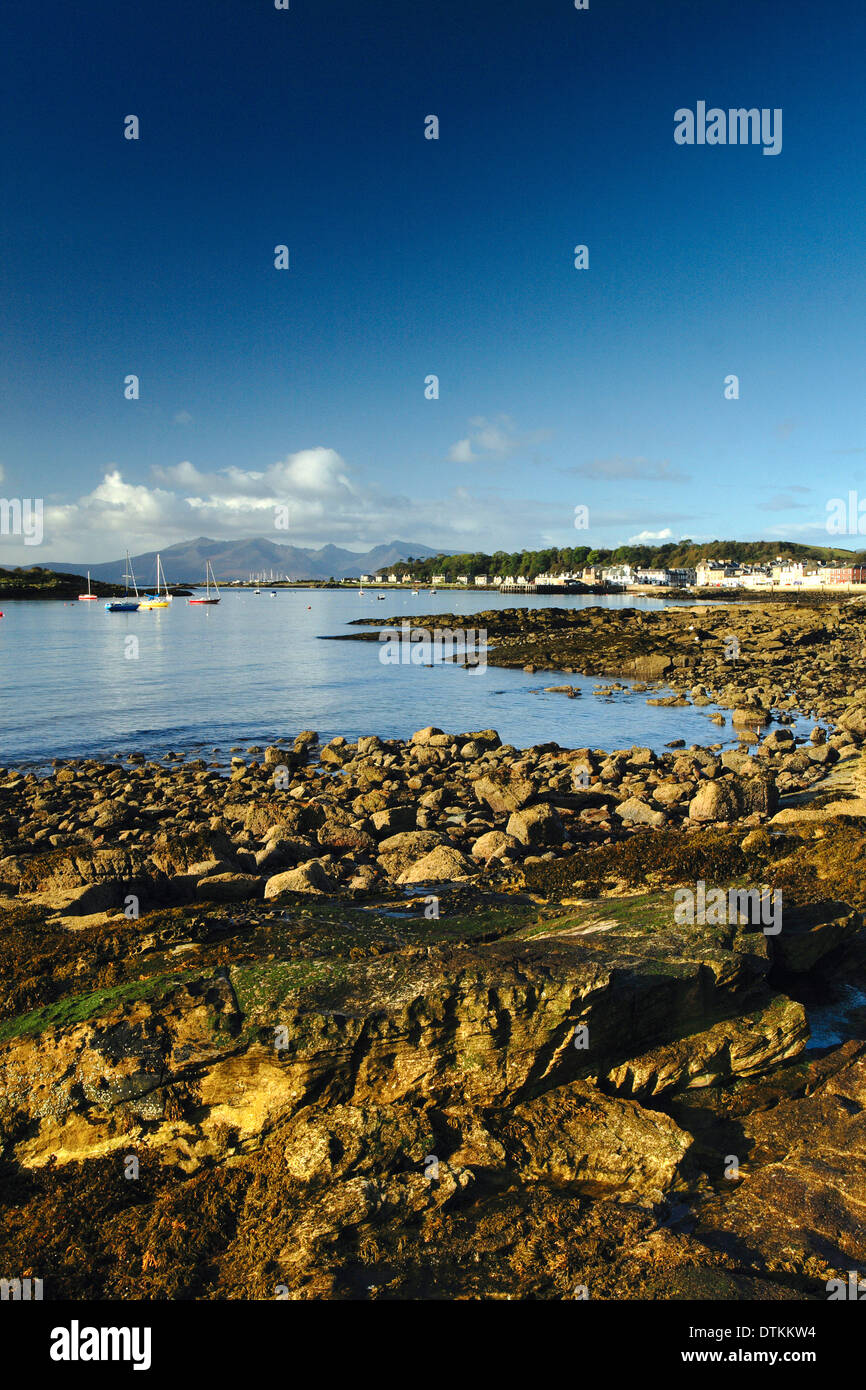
[356,736,383,756]
[370,806,417,837]
[264,861,334,897]
[195,872,263,903]
[17,846,145,895]
[319,745,347,767]
[461,729,501,749]
[24,881,122,916]
[502,1079,692,1202]
[738,774,778,817]
[631,654,672,680]
[807,743,838,766]
[264,746,301,771]
[688,779,742,823]
[407,747,445,768]
[410,727,449,746]
[474,773,535,816]
[761,729,794,751]
[317,825,377,855]
[616,797,666,827]
[721,750,758,775]
[471,830,520,862]
[506,803,563,847]
[397,845,478,884]
[254,837,311,871]
[731,706,769,727]
[652,781,692,807]
[838,703,866,739]
[242,801,316,838]
[377,830,445,878]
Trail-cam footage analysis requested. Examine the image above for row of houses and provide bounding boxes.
[695,560,866,589]
[362,572,584,588]
[364,567,696,589]
[361,572,479,585]
[361,557,866,591]
[584,563,697,588]
[589,558,866,590]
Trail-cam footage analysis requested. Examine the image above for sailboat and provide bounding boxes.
[188,559,221,604]
[139,554,171,609]
[78,571,97,601]
[105,553,141,611]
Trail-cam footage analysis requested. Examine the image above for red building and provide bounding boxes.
[824,566,866,584]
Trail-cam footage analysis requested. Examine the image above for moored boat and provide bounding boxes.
[188,560,221,604]
[105,553,141,611]
[139,554,171,609]
[78,571,98,601]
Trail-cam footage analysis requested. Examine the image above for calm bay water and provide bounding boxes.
[0,589,801,768]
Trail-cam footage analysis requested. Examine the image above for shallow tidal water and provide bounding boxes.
[0,589,814,767]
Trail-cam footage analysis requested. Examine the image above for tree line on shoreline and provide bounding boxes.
[389,540,866,582]
[6,539,866,593]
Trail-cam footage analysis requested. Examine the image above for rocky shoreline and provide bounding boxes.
[3,596,866,1299]
[352,596,866,725]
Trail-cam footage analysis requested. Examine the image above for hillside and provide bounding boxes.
[45,538,450,583]
[388,539,866,581]
[0,567,115,599]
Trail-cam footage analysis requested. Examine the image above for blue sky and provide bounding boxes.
[2,0,865,562]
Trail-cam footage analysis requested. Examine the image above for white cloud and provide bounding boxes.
[448,438,476,463]
[17,448,564,560]
[758,494,811,512]
[627,527,675,543]
[448,415,550,463]
[0,442,704,566]
[472,421,515,453]
[569,457,690,483]
[152,447,354,504]
[173,410,193,425]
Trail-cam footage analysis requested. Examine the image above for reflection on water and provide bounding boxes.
[0,589,818,766]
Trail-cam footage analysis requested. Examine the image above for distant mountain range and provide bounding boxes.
[47,537,452,583]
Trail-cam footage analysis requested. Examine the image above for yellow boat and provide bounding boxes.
[139,554,171,608]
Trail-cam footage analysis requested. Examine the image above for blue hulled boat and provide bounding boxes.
[105,551,141,611]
